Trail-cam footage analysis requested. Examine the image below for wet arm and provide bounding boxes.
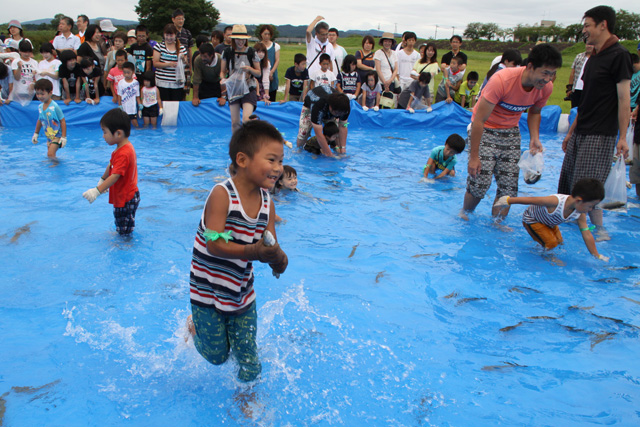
[203,186,251,258]
[577,214,600,257]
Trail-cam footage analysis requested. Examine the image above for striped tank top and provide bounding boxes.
[153,42,188,88]
[190,178,270,314]
[522,194,581,226]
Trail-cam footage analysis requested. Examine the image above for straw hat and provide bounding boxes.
[99,19,117,32]
[379,32,395,45]
[230,24,251,39]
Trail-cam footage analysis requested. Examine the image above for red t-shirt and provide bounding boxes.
[473,66,553,129]
[109,143,138,207]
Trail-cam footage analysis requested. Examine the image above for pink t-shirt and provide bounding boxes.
[107,67,124,89]
[473,66,553,129]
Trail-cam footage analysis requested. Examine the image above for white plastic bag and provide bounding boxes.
[223,69,250,103]
[518,150,544,184]
[626,122,634,154]
[601,157,627,209]
[175,54,185,87]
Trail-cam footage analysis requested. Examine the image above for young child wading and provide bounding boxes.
[187,120,288,382]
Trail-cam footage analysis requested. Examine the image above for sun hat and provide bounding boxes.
[7,20,22,30]
[230,24,250,39]
[379,32,395,46]
[99,19,117,32]
[127,29,136,38]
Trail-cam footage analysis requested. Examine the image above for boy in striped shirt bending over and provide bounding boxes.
[187,120,288,382]
[493,178,609,261]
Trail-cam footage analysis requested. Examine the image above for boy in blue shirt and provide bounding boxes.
[423,134,465,179]
[32,79,67,158]
[281,53,309,102]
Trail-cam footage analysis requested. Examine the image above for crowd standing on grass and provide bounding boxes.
[0,6,639,382]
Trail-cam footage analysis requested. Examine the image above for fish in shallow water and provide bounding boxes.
[375,271,386,283]
[509,286,542,294]
[348,243,359,258]
[590,277,620,283]
[412,253,440,258]
[482,361,528,371]
[455,297,487,306]
[381,136,408,140]
[2,221,37,244]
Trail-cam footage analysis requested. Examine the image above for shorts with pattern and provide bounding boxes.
[466,126,521,199]
[523,221,563,250]
[297,106,313,142]
[113,191,140,235]
[558,133,616,194]
[191,301,261,382]
[630,125,640,184]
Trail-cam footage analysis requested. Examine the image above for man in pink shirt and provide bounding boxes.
[461,43,563,221]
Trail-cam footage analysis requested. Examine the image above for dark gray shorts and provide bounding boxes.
[558,133,617,194]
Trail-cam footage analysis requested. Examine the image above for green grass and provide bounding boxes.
[274,41,577,112]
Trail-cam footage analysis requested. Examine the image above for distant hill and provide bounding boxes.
[216,23,396,39]
[22,17,138,26]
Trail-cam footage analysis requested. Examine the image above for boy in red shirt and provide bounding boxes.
[82,108,140,235]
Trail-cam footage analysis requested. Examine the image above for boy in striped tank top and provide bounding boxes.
[187,120,288,382]
[494,178,609,261]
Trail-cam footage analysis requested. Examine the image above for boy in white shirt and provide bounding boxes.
[36,42,62,99]
[396,31,420,90]
[117,62,140,128]
[309,54,336,90]
[11,40,38,103]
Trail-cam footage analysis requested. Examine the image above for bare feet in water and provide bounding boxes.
[185,315,195,342]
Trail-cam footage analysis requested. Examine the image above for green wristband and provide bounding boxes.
[203,229,232,243]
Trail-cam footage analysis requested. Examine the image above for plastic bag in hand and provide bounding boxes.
[175,55,186,87]
[224,69,250,103]
[518,150,544,184]
[601,157,627,209]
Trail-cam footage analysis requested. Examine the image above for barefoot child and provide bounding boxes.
[493,178,608,260]
[117,62,140,128]
[423,134,465,179]
[140,71,162,128]
[82,109,140,235]
[187,120,288,382]
[32,79,67,158]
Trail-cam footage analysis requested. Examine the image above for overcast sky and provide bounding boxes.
[4,1,639,38]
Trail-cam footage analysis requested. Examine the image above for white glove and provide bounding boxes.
[159,108,164,116]
[494,196,511,208]
[347,94,356,100]
[83,187,101,203]
[59,137,67,148]
[97,178,109,193]
[362,106,369,112]
[284,140,293,149]
[86,98,94,105]
[427,107,433,113]
[32,133,38,144]
[372,106,379,112]
[408,108,415,114]
[598,254,610,262]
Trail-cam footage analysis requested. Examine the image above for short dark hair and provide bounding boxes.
[294,53,306,64]
[584,5,616,33]
[404,31,417,41]
[449,56,459,65]
[527,43,562,69]
[122,61,135,72]
[77,15,89,25]
[315,21,329,33]
[418,72,431,84]
[172,9,185,18]
[136,24,148,34]
[40,42,54,54]
[18,40,32,53]
[327,92,350,114]
[34,78,53,93]
[323,121,339,137]
[211,30,224,43]
[115,49,127,58]
[450,35,462,43]
[229,120,284,168]
[328,28,339,36]
[142,70,156,86]
[571,178,605,202]
[319,53,331,63]
[0,62,8,80]
[80,58,93,68]
[199,42,215,55]
[100,108,131,137]
[501,49,523,66]
[195,34,209,48]
[445,134,466,153]
[630,53,639,64]
[61,16,74,29]
[113,31,127,44]
[224,25,233,33]
[467,71,479,81]
[362,35,375,48]
[59,49,77,65]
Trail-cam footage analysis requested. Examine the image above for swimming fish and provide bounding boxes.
[590,332,616,350]
[400,202,410,210]
[348,243,359,258]
[606,266,638,271]
[621,296,640,305]
[481,361,528,371]
[192,169,214,176]
[381,136,408,140]
[378,196,392,201]
[455,297,487,306]
[527,316,561,320]
[590,277,620,283]
[412,253,440,258]
[375,271,386,283]
[500,322,528,332]
[509,286,542,294]
[443,292,459,299]
[568,305,595,311]
[3,221,37,244]
[164,162,174,167]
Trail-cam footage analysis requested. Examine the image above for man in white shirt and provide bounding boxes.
[396,31,420,90]
[328,28,347,71]
[53,16,80,52]
[306,16,335,75]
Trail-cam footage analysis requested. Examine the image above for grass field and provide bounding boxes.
[272,38,578,113]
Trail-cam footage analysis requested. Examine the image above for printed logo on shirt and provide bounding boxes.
[498,101,534,113]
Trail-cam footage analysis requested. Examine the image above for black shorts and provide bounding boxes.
[127,113,137,121]
[229,87,257,109]
[142,103,159,118]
